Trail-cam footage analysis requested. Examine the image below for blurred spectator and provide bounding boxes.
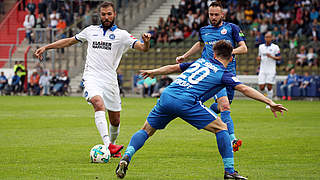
[151,75,173,97]
[29,71,40,95]
[272,26,281,42]
[295,45,307,66]
[310,7,319,21]
[23,9,36,44]
[259,19,268,34]
[0,0,4,14]
[27,2,36,14]
[13,61,26,93]
[168,28,175,43]
[173,27,184,43]
[49,10,59,28]
[0,72,7,94]
[133,73,144,95]
[183,26,191,39]
[244,5,254,24]
[299,72,312,96]
[255,31,265,47]
[306,36,320,54]
[35,13,46,43]
[170,5,178,18]
[143,77,156,97]
[306,47,318,67]
[52,72,69,96]
[250,18,259,36]
[280,69,299,100]
[49,72,59,92]
[284,60,295,72]
[38,0,47,17]
[11,72,20,95]
[39,72,50,96]
[83,4,91,27]
[157,29,168,43]
[190,22,199,37]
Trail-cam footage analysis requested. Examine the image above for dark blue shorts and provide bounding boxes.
[147,92,217,130]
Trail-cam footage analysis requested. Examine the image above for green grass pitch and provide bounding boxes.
[0,96,319,179]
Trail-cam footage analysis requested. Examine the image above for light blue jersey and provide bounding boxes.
[199,22,245,74]
[147,58,241,130]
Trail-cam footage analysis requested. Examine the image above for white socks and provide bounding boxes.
[95,111,110,146]
[267,89,273,100]
[109,124,120,144]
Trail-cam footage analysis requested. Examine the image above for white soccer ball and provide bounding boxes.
[90,144,111,163]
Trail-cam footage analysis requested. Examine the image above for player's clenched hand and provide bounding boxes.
[269,103,288,118]
[34,47,46,60]
[176,55,186,63]
[139,70,155,79]
[142,33,151,42]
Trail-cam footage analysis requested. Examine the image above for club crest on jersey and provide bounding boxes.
[221,28,227,35]
[109,34,115,40]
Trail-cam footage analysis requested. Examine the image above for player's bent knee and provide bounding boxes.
[217,97,230,111]
[220,104,230,111]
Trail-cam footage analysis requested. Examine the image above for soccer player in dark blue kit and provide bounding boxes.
[176,1,247,151]
[115,41,287,179]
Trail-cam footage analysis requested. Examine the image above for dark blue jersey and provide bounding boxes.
[199,22,245,74]
[164,58,242,101]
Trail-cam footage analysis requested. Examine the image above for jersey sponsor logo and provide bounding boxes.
[232,77,240,82]
[92,41,112,50]
[92,34,98,36]
[221,28,227,35]
[109,34,115,40]
[205,40,232,46]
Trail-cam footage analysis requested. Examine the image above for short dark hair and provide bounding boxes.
[213,40,233,60]
[99,1,115,12]
[209,1,223,9]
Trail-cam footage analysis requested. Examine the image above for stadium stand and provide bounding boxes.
[0,0,319,98]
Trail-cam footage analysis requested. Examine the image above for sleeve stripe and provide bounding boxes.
[275,53,281,57]
[74,36,83,43]
[132,40,138,48]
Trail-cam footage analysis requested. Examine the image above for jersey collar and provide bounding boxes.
[208,57,226,69]
[265,42,272,47]
[99,24,118,36]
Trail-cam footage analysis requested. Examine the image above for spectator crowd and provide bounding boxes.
[21,0,102,44]
[0,61,70,96]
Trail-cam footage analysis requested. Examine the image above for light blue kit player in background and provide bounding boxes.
[176,1,248,151]
[115,41,287,179]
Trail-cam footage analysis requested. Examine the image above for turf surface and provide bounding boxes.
[0,96,319,179]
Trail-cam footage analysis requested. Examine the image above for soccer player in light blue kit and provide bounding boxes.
[115,41,287,179]
[176,1,248,152]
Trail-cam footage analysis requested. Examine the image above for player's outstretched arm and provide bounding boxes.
[234,84,288,117]
[134,33,151,52]
[139,64,181,79]
[34,37,79,60]
[176,42,204,63]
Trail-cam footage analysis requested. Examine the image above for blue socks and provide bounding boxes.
[216,130,235,174]
[124,130,149,161]
[220,111,236,142]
